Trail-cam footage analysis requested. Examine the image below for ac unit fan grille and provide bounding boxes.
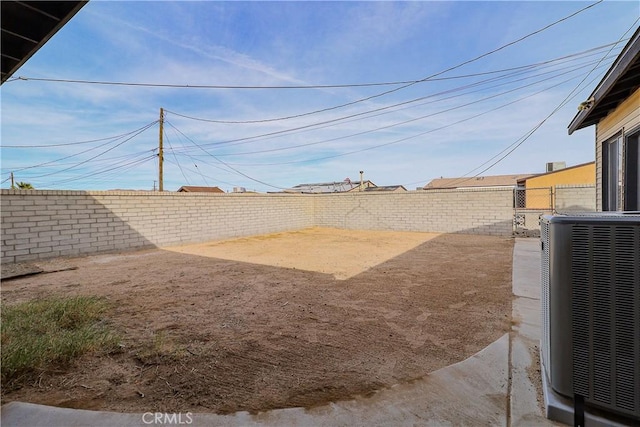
[571,223,640,418]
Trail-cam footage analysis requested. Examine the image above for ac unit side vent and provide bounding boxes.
[570,222,640,419]
[541,219,551,383]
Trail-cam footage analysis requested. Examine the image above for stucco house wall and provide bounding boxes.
[522,162,595,209]
[594,89,640,211]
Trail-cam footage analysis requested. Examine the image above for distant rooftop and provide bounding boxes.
[362,185,407,192]
[286,180,375,194]
[424,174,532,190]
[177,186,224,193]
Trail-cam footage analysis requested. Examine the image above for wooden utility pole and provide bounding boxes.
[10,172,15,189]
[159,108,164,191]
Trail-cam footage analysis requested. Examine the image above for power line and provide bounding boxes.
[193,163,211,187]
[170,66,595,171]
[165,39,622,125]
[212,67,598,159]
[162,127,225,187]
[47,155,157,187]
[27,152,156,187]
[10,37,620,97]
[11,76,412,89]
[23,121,157,179]
[164,122,240,175]
[206,0,604,123]
[167,56,612,159]
[165,122,287,190]
[1,122,159,148]
[164,128,190,185]
[167,58,610,156]
[165,51,619,155]
[440,19,638,189]
[220,68,599,168]
[10,1,603,132]
[4,149,157,173]
[9,136,128,173]
[163,158,239,188]
[9,55,614,189]
[6,121,158,173]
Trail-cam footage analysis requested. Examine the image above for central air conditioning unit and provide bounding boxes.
[540,213,640,426]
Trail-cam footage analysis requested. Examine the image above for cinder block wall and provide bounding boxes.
[1,190,314,264]
[1,188,516,264]
[554,185,596,212]
[314,188,515,236]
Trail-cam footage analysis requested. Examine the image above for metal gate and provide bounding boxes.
[514,187,553,235]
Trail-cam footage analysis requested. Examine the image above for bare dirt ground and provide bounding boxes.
[1,227,514,414]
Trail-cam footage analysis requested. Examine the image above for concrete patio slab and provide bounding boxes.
[1,334,509,427]
[510,238,558,427]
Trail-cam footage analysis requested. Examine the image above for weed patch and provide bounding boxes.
[1,295,120,388]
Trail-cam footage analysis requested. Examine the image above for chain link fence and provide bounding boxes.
[514,187,553,236]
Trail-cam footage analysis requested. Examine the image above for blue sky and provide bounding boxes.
[1,1,639,192]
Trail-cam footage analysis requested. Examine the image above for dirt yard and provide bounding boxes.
[1,227,514,414]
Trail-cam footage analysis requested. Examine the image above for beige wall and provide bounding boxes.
[313,189,514,235]
[595,88,640,211]
[1,186,601,264]
[1,188,515,264]
[1,191,314,264]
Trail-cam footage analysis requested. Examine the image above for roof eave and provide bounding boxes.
[1,1,88,84]
[568,28,640,135]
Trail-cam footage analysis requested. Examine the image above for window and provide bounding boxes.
[602,135,622,211]
[624,129,640,211]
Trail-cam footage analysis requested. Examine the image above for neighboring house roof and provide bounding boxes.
[346,180,376,192]
[362,185,407,192]
[286,180,375,193]
[568,27,640,134]
[424,174,533,190]
[516,161,595,183]
[1,1,88,84]
[177,186,224,193]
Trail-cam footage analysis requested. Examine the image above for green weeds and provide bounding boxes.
[1,296,120,388]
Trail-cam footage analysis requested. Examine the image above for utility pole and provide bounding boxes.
[10,172,15,189]
[158,108,164,191]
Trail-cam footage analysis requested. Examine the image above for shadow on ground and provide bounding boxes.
[1,229,513,415]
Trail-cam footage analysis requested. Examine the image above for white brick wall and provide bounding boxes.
[1,190,314,264]
[313,188,515,236]
[1,188,518,264]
